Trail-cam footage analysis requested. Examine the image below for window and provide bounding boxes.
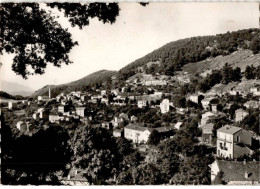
[237,136,240,143]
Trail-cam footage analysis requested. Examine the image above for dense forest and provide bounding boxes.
[117,28,260,80]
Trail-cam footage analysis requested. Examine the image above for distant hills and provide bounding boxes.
[32,70,116,97]
[0,80,35,97]
[32,28,260,97]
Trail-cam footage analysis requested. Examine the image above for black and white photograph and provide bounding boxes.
[0,0,259,186]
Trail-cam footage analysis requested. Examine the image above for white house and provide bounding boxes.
[8,101,17,110]
[250,86,260,96]
[160,99,171,114]
[112,117,124,128]
[38,95,49,101]
[101,98,109,105]
[174,122,183,130]
[216,125,253,159]
[200,111,216,126]
[235,109,249,122]
[137,100,147,108]
[188,94,200,104]
[75,107,86,117]
[58,105,69,114]
[16,121,33,132]
[16,121,26,131]
[49,114,60,123]
[144,80,167,86]
[124,124,153,143]
[130,115,138,122]
[101,90,107,96]
[111,89,119,96]
[243,100,259,109]
[37,108,49,119]
[113,129,123,138]
[201,97,213,110]
[33,113,39,120]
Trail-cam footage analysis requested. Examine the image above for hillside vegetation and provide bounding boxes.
[32,29,260,97]
[182,50,260,76]
[117,29,260,80]
[32,70,116,97]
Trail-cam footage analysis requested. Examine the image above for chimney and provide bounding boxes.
[49,88,51,99]
[245,171,249,179]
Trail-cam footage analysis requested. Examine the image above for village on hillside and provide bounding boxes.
[1,62,260,185]
[0,2,260,186]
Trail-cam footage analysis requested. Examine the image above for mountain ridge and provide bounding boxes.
[32,70,116,97]
[32,28,260,97]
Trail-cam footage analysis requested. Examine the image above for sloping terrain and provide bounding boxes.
[182,50,260,76]
[32,70,116,97]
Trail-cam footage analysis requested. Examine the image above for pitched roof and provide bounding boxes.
[113,129,122,133]
[125,124,153,132]
[217,125,242,135]
[154,127,172,133]
[201,123,214,134]
[244,100,258,107]
[235,108,248,114]
[217,160,260,182]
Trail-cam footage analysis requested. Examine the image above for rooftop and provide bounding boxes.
[217,160,260,182]
[217,125,242,135]
[201,123,214,133]
[125,124,152,132]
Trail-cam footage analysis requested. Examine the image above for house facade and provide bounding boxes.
[201,123,214,143]
[235,109,249,122]
[113,129,123,137]
[250,86,260,96]
[8,101,17,110]
[216,125,252,159]
[124,124,152,143]
[160,99,171,114]
[201,98,213,110]
[76,107,86,117]
[137,100,147,108]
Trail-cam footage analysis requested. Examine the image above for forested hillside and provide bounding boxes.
[32,29,260,97]
[32,70,116,97]
[117,29,260,80]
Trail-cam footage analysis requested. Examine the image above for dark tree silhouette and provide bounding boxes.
[147,130,160,146]
[1,121,72,185]
[69,125,120,184]
[47,3,120,29]
[0,3,120,78]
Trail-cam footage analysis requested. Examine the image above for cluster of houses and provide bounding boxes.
[5,74,259,185]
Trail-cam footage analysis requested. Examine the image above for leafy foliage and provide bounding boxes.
[1,3,77,78]
[69,125,120,184]
[47,3,119,29]
[1,122,71,185]
[0,3,120,78]
[147,130,160,145]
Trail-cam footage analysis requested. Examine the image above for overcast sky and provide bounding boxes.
[0,2,259,90]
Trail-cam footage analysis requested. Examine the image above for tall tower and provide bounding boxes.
[49,88,51,99]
